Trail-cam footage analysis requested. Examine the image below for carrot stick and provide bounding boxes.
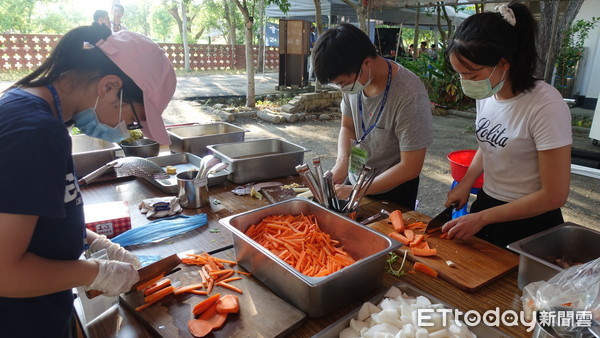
[208,269,235,277]
[206,278,214,295]
[220,277,242,283]
[216,281,243,294]
[192,293,221,317]
[404,229,415,242]
[389,231,411,245]
[413,262,438,278]
[173,283,205,295]
[136,285,174,311]
[214,270,234,283]
[411,247,438,257]
[190,290,208,296]
[409,234,424,247]
[143,278,171,296]
[135,273,165,291]
[389,210,406,233]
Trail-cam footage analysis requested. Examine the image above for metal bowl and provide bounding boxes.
[120,138,160,158]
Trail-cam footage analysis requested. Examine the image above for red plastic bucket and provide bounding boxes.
[447,150,484,189]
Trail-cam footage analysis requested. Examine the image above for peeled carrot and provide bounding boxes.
[143,278,171,296]
[220,277,242,283]
[199,302,228,329]
[190,290,208,296]
[410,241,430,250]
[413,262,438,277]
[192,293,221,317]
[389,210,405,233]
[389,231,411,246]
[216,281,243,294]
[404,229,415,242]
[236,270,252,276]
[216,294,240,314]
[411,247,438,257]
[188,318,213,337]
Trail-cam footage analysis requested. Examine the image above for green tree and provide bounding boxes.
[0,0,41,33]
[125,1,153,36]
[152,7,176,42]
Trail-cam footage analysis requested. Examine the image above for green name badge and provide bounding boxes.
[349,145,368,176]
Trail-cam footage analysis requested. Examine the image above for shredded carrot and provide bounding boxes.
[244,214,356,277]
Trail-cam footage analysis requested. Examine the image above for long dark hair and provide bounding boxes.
[312,23,377,85]
[446,1,538,94]
[12,25,142,104]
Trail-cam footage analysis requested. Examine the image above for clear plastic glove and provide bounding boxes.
[90,235,141,269]
[86,260,139,297]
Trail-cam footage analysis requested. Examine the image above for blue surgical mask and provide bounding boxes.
[460,65,505,100]
[72,91,129,143]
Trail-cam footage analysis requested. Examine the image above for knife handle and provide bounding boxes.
[84,290,103,299]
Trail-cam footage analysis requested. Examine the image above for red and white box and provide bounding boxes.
[84,201,131,238]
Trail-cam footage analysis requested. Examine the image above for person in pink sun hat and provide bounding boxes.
[0,24,176,337]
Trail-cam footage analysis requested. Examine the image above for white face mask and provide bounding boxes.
[333,66,372,95]
[460,65,505,100]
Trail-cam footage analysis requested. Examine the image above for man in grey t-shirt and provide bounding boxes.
[312,23,432,210]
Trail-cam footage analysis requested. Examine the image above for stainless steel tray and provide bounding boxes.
[144,153,229,193]
[315,282,510,338]
[207,138,308,184]
[220,198,401,318]
[167,122,247,156]
[71,134,120,177]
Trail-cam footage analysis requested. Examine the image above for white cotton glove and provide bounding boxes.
[86,260,140,297]
[90,235,141,269]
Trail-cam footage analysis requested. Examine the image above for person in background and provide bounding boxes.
[312,23,433,210]
[428,43,439,60]
[0,24,176,337]
[442,1,571,248]
[308,25,317,81]
[408,43,415,57]
[111,3,127,32]
[419,41,428,56]
[93,10,111,29]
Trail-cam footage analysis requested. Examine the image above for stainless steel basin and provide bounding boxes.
[167,122,247,156]
[71,134,120,177]
[507,222,600,289]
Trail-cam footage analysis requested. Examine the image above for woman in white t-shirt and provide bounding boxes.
[442,1,572,247]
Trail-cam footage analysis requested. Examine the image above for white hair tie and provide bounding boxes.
[495,4,516,26]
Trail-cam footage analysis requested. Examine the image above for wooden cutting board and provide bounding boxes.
[120,249,306,337]
[369,210,519,293]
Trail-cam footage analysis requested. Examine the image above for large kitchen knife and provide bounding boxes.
[425,203,457,234]
[86,253,182,299]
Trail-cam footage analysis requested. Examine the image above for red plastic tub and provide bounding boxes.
[447,150,484,189]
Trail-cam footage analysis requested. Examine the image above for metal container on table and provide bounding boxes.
[219,198,401,317]
[119,138,160,158]
[71,134,120,177]
[207,138,308,184]
[507,222,600,290]
[167,122,247,156]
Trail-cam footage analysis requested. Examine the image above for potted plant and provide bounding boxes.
[554,17,599,98]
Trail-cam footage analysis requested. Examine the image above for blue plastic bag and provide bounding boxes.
[111,214,207,247]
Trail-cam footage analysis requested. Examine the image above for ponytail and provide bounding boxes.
[446,1,538,94]
[13,25,143,104]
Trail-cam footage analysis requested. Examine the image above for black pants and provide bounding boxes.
[470,189,564,248]
[370,177,419,211]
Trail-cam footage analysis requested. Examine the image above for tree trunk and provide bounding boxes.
[181,1,190,72]
[234,0,256,108]
[257,0,265,73]
[413,7,420,60]
[223,0,237,70]
[536,0,585,82]
[313,0,324,91]
[340,0,369,33]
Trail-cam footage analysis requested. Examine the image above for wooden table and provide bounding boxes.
[80,176,526,337]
